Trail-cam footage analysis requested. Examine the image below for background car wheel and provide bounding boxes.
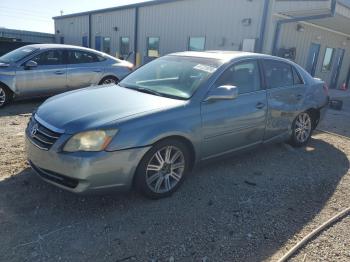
[99,76,119,85]
[0,85,13,108]
[289,111,313,147]
[134,139,191,199]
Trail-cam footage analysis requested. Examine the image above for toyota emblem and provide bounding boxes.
[30,123,39,137]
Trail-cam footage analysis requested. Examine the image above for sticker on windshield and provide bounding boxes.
[194,64,216,73]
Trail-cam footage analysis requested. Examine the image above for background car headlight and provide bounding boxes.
[63,130,118,152]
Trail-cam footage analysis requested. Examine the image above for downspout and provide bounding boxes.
[88,14,92,48]
[134,6,140,65]
[257,0,270,53]
[272,0,337,55]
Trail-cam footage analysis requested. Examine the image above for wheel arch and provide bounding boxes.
[306,108,320,130]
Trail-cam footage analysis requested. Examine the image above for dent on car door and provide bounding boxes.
[262,59,305,140]
[66,50,104,90]
[201,59,267,159]
[15,50,67,96]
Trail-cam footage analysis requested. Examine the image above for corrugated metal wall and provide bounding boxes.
[0,28,54,43]
[280,21,350,87]
[90,8,135,57]
[137,0,263,57]
[54,15,89,46]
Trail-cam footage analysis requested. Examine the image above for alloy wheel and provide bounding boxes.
[145,146,185,194]
[103,78,117,85]
[295,112,312,143]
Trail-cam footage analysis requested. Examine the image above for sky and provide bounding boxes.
[0,0,151,34]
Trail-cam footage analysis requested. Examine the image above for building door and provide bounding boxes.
[305,43,320,76]
[330,48,345,89]
[95,36,101,51]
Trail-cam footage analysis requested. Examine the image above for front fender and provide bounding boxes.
[106,104,202,162]
[0,70,16,94]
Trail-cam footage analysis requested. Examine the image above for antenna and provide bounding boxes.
[60,10,64,16]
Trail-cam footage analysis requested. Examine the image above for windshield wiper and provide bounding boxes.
[119,83,164,97]
[136,87,164,97]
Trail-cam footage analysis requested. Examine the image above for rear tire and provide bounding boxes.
[134,139,191,199]
[0,85,13,108]
[289,111,313,147]
[99,76,119,85]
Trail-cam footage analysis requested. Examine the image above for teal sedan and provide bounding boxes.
[26,51,329,199]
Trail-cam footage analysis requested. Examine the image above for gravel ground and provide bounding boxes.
[0,98,349,262]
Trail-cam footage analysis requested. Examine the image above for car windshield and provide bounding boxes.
[119,56,222,100]
[0,46,38,64]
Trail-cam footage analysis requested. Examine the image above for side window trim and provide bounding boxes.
[292,66,305,85]
[261,59,294,89]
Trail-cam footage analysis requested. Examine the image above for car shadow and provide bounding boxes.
[0,98,45,117]
[0,137,348,262]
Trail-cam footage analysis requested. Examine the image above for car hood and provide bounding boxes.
[36,85,186,134]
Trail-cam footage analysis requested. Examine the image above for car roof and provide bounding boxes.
[169,50,282,62]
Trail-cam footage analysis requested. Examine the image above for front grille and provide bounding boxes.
[27,116,62,150]
[30,161,79,189]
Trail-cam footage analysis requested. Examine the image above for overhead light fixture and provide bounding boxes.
[296,24,305,32]
[241,18,252,26]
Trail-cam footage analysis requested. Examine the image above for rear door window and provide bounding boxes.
[292,67,304,85]
[262,60,293,89]
[67,50,100,64]
[215,60,262,94]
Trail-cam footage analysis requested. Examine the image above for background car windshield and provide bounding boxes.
[120,56,221,99]
[0,46,37,63]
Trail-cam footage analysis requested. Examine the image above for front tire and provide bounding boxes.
[289,112,313,147]
[99,76,119,85]
[134,139,191,199]
[0,85,13,108]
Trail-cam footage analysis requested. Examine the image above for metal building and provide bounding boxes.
[53,0,350,89]
[0,28,55,43]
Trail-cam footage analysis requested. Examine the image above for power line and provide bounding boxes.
[0,13,53,22]
[0,9,54,19]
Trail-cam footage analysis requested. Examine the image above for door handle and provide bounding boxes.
[93,69,102,73]
[256,102,265,109]
[54,71,65,75]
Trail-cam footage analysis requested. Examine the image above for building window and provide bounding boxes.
[188,37,205,51]
[102,37,111,54]
[322,47,335,72]
[147,37,160,57]
[60,36,64,44]
[120,37,130,58]
[82,36,88,47]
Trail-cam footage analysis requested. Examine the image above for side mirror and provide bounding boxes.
[24,60,38,70]
[204,85,239,102]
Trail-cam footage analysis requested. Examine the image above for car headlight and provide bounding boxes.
[63,130,118,152]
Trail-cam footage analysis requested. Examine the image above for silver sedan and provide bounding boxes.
[0,44,133,107]
[26,51,329,199]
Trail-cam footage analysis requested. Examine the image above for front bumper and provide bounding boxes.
[26,137,151,194]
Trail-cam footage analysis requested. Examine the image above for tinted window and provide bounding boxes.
[147,37,160,57]
[322,47,335,72]
[263,60,293,89]
[293,67,304,85]
[189,37,206,51]
[68,50,99,64]
[215,60,261,94]
[32,50,63,66]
